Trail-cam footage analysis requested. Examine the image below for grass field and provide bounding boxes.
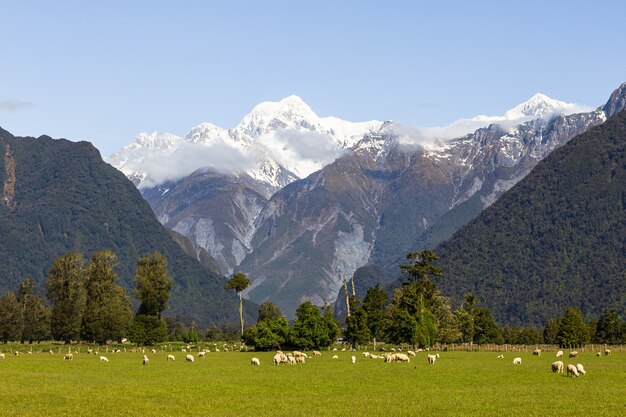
[0,347,625,416]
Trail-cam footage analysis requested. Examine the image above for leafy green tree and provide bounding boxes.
[224,272,251,337]
[385,287,437,347]
[345,306,371,348]
[0,291,23,342]
[257,301,284,322]
[290,302,336,349]
[82,250,132,344]
[362,284,388,346]
[134,252,173,316]
[593,310,624,344]
[18,277,50,343]
[543,318,559,344]
[556,307,589,347]
[473,307,504,344]
[432,295,460,344]
[46,252,87,343]
[400,250,443,288]
[128,314,168,345]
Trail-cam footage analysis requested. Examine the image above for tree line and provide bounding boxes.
[0,250,172,345]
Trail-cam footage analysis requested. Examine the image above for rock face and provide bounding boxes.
[110,84,626,319]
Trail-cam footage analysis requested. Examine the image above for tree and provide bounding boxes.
[82,250,132,344]
[224,272,251,337]
[400,250,443,289]
[131,253,173,345]
[18,277,50,343]
[345,306,371,348]
[257,301,284,322]
[543,318,559,344]
[593,310,624,344]
[46,252,87,343]
[556,307,589,347]
[0,291,23,342]
[242,303,290,351]
[134,252,173,316]
[362,284,388,347]
[290,302,337,350]
[473,307,504,344]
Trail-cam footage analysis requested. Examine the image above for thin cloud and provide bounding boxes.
[0,99,34,112]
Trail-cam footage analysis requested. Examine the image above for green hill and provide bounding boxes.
[0,128,254,325]
[435,111,626,326]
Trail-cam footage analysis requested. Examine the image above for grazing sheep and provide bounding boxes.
[276,350,284,355]
[393,353,410,363]
[576,364,586,375]
[390,348,396,352]
[351,356,356,364]
[551,361,564,373]
[533,349,541,356]
[0,353,5,359]
[363,352,370,358]
[64,353,73,360]
[556,350,563,358]
[48,350,54,354]
[181,348,187,352]
[273,353,282,365]
[197,351,206,358]
[407,350,416,357]
[251,357,260,366]
[513,357,522,365]
[143,355,149,365]
[604,349,611,356]
[100,356,109,362]
[567,364,579,377]
[332,348,337,351]
[295,355,306,364]
[332,355,339,359]
[288,355,296,365]
[186,354,194,362]
[313,351,321,356]
[497,355,504,359]
[436,353,440,358]
[427,354,436,365]
[167,354,175,361]
[569,351,579,358]
[596,352,602,357]
[87,349,93,354]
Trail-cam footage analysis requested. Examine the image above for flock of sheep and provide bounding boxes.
[506,348,612,377]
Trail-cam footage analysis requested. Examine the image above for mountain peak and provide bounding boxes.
[236,95,319,138]
[504,93,572,119]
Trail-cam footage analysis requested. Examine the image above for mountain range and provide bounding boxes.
[108,83,626,320]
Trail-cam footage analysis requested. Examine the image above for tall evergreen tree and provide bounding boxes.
[543,318,559,344]
[593,310,624,344]
[556,307,589,347]
[18,277,50,343]
[82,250,132,344]
[345,306,371,348]
[242,302,290,351]
[362,284,388,346]
[0,291,23,342]
[130,252,172,345]
[224,273,251,337]
[46,252,87,343]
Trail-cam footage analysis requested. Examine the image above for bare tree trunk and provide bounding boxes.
[239,292,244,336]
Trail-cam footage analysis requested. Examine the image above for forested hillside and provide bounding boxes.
[0,128,254,325]
[435,110,626,325]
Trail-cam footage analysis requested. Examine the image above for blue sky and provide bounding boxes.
[1,0,625,156]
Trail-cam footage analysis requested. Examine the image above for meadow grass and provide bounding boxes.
[0,347,624,416]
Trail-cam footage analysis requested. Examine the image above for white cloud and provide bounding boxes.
[0,99,33,112]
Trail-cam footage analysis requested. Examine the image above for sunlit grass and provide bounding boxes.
[0,347,624,416]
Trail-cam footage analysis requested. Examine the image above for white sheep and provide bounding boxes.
[186,354,194,362]
[407,350,416,357]
[551,361,564,373]
[288,355,296,365]
[295,355,306,364]
[427,354,436,365]
[569,351,579,358]
[251,357,260,366]
[532,349,541,356]
[362,352,370,358]
[151,349,156,354]
[596,352,601,357]
[197,351,206,358]
[556,350,563,358]
[64,353,73,360]
[143,355,149,365]
[273,353,282,365]
[497,354,504,359]
[100,356,109,362]
[332,355,339,359]
[576,363,586,375]
[351,355,356,364]
[604,349,611,356]
[567,363,579,377]
[513,357,522,365]
[167,354,175,361]
[0,353,5,359]
[393,353,410,363]
[313,351,321,356]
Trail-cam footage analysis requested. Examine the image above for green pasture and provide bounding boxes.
[0,347,624,416]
